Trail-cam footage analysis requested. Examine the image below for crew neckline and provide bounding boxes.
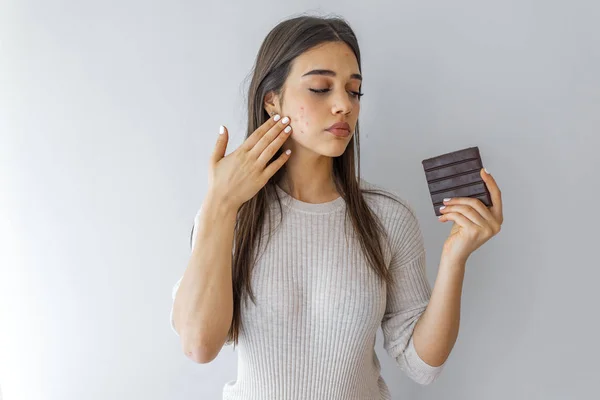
[273,184,346,214]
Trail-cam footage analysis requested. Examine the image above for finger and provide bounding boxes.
[249,116,291,158]
[438,211,475,229]
[262,148,292,179]
[241,114,282,151]
[211,125,229,166]
[440,204,487,227]
[442,197,495,225]
[481,168,503,222]
[257,125,292,165]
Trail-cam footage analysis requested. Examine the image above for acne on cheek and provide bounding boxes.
[293,106,309,133]
[292,120,307,134]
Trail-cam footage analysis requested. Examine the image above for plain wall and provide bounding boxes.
[1,1,598,399]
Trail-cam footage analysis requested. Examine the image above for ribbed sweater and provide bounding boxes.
[170,178,446,399]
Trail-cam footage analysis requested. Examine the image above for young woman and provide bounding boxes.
[170,14,503,400]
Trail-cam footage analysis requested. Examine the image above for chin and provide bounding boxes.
[320,145,349,158]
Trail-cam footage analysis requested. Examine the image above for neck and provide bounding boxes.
[277,166,339,204]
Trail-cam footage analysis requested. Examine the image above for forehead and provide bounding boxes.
[289,41,359,77]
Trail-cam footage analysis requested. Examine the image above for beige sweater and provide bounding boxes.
[170,178,446,399]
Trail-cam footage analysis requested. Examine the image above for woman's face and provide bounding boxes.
[266,41,362,158]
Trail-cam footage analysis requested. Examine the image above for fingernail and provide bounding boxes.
[284,126,292,133]
[443,198,451,203]
[439,206,446,211]
[219,125,225,134]
[274,114,281,121]
[281,116,290,124]
[484,167,490,174]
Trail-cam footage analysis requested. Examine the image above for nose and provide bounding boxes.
[331,88,353,115]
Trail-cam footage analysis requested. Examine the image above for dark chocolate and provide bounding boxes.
[422,146,492,216]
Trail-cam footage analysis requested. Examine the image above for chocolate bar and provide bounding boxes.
[421,146,493,216]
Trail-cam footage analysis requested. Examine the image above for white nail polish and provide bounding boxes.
[485,167,490,174]
[439,206,446,211]
[219,125,225,134]
[284,126,292,133]
[443,198,451,202]
[274,114,281,121]
[281,116,290,124]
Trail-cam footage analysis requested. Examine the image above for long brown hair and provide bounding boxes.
[193,14,406,348]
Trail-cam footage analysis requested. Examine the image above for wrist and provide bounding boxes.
[440,251,468,270]
[204,192,240,219]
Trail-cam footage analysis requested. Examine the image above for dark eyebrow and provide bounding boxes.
[301,69,362,81]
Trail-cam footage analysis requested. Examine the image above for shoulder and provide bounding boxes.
[359,177,419,224]
[359,178,425,260]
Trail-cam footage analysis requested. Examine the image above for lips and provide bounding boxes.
[326,122,351,138]
[327,128,350,137]
[326,122,351,132]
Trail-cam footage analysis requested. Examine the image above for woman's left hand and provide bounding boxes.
[438,168,504,264]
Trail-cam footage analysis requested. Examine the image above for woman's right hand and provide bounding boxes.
[208,114,293,211]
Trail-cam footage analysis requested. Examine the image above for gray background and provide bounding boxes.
[1,1,598,399]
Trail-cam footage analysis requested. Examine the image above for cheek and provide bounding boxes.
[292,106,311,134]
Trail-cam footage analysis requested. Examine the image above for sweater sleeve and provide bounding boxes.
[380,202,446,385]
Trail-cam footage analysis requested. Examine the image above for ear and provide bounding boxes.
[263,90,281,116]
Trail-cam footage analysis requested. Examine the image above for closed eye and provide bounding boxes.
[309,88,364,99]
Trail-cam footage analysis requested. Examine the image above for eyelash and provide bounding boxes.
[309,88,364,99]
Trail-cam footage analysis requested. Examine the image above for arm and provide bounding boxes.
[171,192,238,364]
[411,255,465,368]
[416,168,504,366]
